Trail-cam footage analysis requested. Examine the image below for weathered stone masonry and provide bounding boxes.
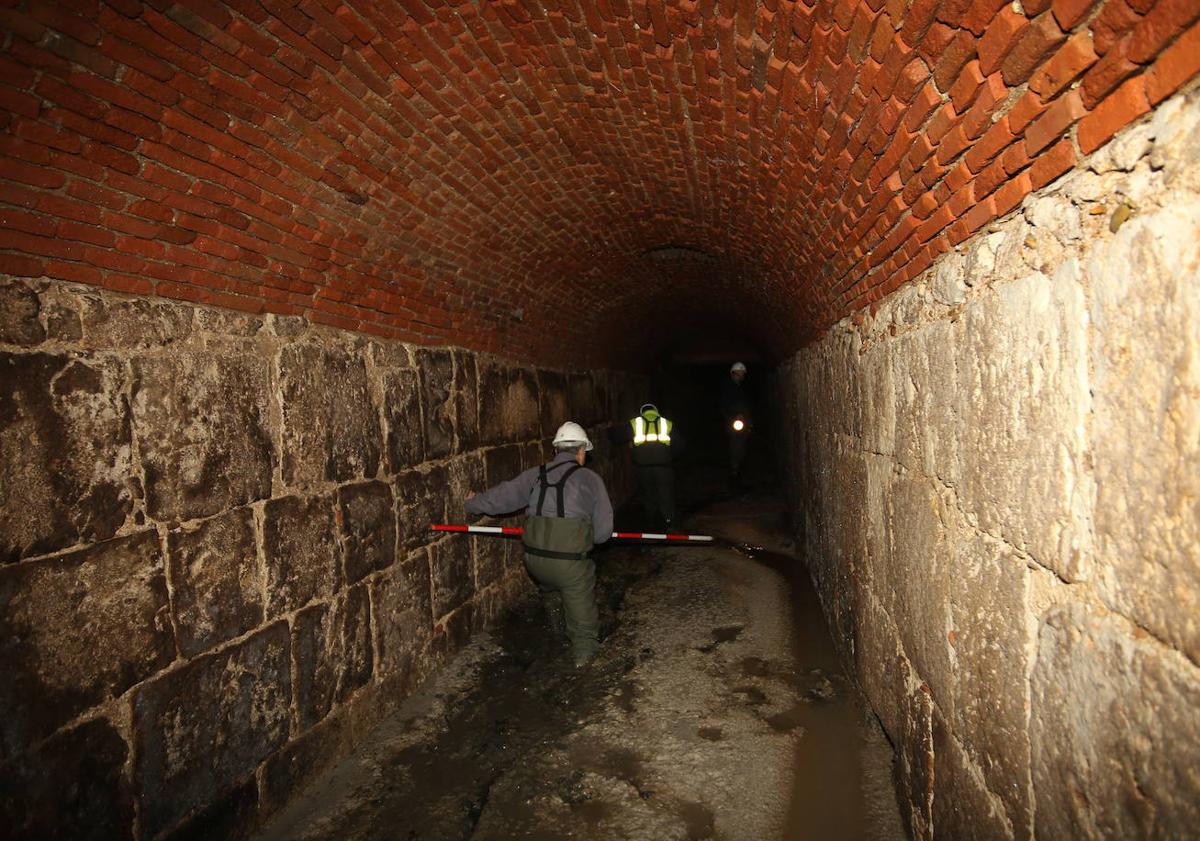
[774,90,1200,840]
[0,281,641,840]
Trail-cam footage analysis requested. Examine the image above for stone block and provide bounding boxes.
[485,444,524,488]
[479,362,540,444]
[167,508,263,658]
[370,550,433,691]
[279,343,381,488]
[1,352,133,562]
[858,341,896,456]
[429,537,474,620]
[292,584,373,731]
[445,453,485,524]
[81,295,193,349]
[132,352,273,523]
[886,474,956,718]
[134,622,291,839]
[0,277,45,345]
[0,718,134,841]
[567,371,597,425]
[262,494,339,617]
[194,307,261,337]
[1087,204,1200,662]
[897,683,934,841]
[954,266,1091,580]
[949,531,1032,835]
[853,591,905,743]
[395,464,447,550]
[1031,605,1200,840]
[474,530,508,590]
[891,322,960,485]
[415,347,455,459]
[159,777,258,841]
[931,711,1014,840]
[381,366,425,472]
[538,370,568,437]
[0,531,174,758]
[260,710,352,817]
[337,480,396,584]
[453,349,479,452]
[431,602,475,658]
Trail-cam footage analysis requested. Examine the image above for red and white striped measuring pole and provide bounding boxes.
[430,524,714,542]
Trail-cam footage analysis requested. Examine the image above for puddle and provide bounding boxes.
[697,624,744,652]
[696,726,724,741]
[726,539,902,840]
[678,800,715,839]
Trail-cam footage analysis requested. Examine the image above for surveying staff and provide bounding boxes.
[464,421,612,667]
[609,403,678,531]
[721,362,751,491]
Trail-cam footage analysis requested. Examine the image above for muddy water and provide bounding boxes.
[255,493,902,841]
[730,542,899,840]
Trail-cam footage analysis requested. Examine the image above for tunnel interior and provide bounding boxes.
[2,1,1200,839]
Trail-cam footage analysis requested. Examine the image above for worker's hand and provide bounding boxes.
[465,509,483,524]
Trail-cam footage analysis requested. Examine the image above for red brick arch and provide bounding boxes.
[0,0,1197,364]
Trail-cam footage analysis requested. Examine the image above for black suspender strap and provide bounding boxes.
[535,461,583,517]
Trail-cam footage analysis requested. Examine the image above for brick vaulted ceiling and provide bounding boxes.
[0,2,1197,366]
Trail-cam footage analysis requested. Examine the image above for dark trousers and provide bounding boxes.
[636,465,675,526]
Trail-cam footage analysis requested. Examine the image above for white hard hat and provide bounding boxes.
[730,361,747,373]
[552,421,593,451]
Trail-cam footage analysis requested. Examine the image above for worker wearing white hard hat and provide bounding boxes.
[465,421,611,667]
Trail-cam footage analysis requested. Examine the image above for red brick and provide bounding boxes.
[1051,0,1095,30]
[1082,39,1140,107]
[964,115,1015,172]
[1008,88,1050,132]
[961,0,1009,36]
[1078,75,1151,153]
[994,172,1032,214]
[1145,19,1200,103]
[1092,0,1142,55]
[932,28,977,92]
[1024,88,1086,153]
[949,59,986,111]
[1126,0,1200,64]
[903,82,943,132]
[978,6,1029,75]
[936,123,971,165]
[1029,138,1077,187]
[1030,31,1099,98]
[1001,11,1066,85]
[961,72,1008,138]
[0,253,46,277]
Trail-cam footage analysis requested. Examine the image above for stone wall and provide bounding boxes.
[774,89,1200,840]
[0,280,641,840]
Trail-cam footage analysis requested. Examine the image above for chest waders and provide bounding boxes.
[522,461,599,664]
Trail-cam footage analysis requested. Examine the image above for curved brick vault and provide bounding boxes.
[1,0,1198,365]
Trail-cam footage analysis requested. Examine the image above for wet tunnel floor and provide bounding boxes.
[255,486,904,841]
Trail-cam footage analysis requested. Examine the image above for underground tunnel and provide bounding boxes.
[1,0,1199,838]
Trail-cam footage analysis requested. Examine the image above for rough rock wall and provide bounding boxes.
[775,89,1199,840]
[0,280,641,840]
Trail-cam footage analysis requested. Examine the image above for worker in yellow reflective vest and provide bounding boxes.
[610,403,677,530]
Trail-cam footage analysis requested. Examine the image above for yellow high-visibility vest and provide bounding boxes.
[632,414,672,445]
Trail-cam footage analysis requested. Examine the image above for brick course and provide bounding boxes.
[0,1,1197,360]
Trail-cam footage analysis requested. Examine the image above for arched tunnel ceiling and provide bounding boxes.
[1,1,1195,366]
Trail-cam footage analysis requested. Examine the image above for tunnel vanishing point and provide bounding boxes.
[0,0,1198,838]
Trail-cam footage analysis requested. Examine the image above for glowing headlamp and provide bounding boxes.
[732,418,745,431]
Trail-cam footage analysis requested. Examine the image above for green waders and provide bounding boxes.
[523,463,598,664]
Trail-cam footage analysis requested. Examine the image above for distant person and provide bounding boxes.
[465,422,612,667]
[609,403,678,531]
[720,362,751,491]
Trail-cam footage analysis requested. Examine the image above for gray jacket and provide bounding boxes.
[465,451,613,543]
